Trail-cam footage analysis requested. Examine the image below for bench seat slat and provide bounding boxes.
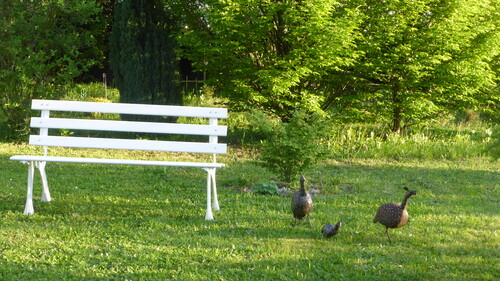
[31,118,227,136]
[29,136,227,154]
[32,99,227,118]
[10,155,224,168]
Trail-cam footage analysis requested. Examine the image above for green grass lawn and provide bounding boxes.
[0,143,498,280]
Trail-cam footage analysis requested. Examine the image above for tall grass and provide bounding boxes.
[324,123,493,160]
[225,108,495,160]
[62,82,120,103]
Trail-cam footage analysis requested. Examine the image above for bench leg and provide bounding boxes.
[24,162,35,215]
[204,168,220,220]
[205,169,214,220]
[210,169,220,211]
[36,161,51,202]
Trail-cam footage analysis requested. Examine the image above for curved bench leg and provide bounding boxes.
[203,168,220,220]
[211,169,220,211]
[205,168,214,220]
[36,161,51,202]
[24,162,35,215]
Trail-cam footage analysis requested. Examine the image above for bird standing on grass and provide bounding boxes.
[322,220,342,238]
[373,187,417,242]
[291,175,313,227]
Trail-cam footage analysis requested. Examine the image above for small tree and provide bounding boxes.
[260,111,329,184]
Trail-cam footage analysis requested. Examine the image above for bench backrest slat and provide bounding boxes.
[29,136,227,154]
[32,99,227,118]
[31,118,227,136]
[29,99,227,157]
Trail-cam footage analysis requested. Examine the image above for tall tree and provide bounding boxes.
[178,0,360,120]
[0,0,102,141]
[109,0,182,107]
[324,0,499,132]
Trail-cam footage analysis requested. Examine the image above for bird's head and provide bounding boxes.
[335,220,342,228]
[403,186,417,197]
[300,175,306,183]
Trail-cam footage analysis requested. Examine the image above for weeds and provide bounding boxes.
[323,123,493,160]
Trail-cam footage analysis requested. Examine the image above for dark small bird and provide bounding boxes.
[291,175,313,226]
[373,187,417,242]
[322,220,342,238]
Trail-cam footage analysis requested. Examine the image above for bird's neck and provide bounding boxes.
[400,195,411,210]
[299,185,307,195]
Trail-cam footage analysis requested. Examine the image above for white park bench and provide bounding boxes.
[10,99,227,220]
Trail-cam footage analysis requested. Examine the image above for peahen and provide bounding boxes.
[322,220,342,238]
[291,175,313,226]
[373,187,417,242]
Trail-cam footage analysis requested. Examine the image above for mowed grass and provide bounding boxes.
[0,143,498,280]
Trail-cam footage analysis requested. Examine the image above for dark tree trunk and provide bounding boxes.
[391,90,403,134]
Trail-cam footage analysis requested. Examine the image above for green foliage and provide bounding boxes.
[178,0,360,120]
[178,0,498,129]
[109,0,182,109]
[326,0,500,132]
[251,182,280,196]
[260,111,329,183]
[228,106,494,160]
[0,0,102,141]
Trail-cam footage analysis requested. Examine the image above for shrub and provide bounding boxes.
[260,111,329,183]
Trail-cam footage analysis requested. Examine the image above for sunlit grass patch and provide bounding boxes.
[0,143,498,280]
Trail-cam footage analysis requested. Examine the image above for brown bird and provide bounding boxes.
[291,175,313,226]
[322,220,342,238]
[373,187,417,242]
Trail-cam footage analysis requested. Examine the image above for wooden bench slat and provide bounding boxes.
[10,155,224,168]
[32,99,228,118]
[29,135,227,154]
[31,118,228,136]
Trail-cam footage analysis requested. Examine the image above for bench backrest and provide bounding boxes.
[29,99,227,157]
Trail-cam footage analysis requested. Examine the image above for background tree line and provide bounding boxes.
[0,0,498,141]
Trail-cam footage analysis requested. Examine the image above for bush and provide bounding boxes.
[260,111,329,183]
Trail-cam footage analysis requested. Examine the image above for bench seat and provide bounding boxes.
[10,155,225,168]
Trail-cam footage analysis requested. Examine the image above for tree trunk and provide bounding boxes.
[391,90,402,134]
[392,106,402,134]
